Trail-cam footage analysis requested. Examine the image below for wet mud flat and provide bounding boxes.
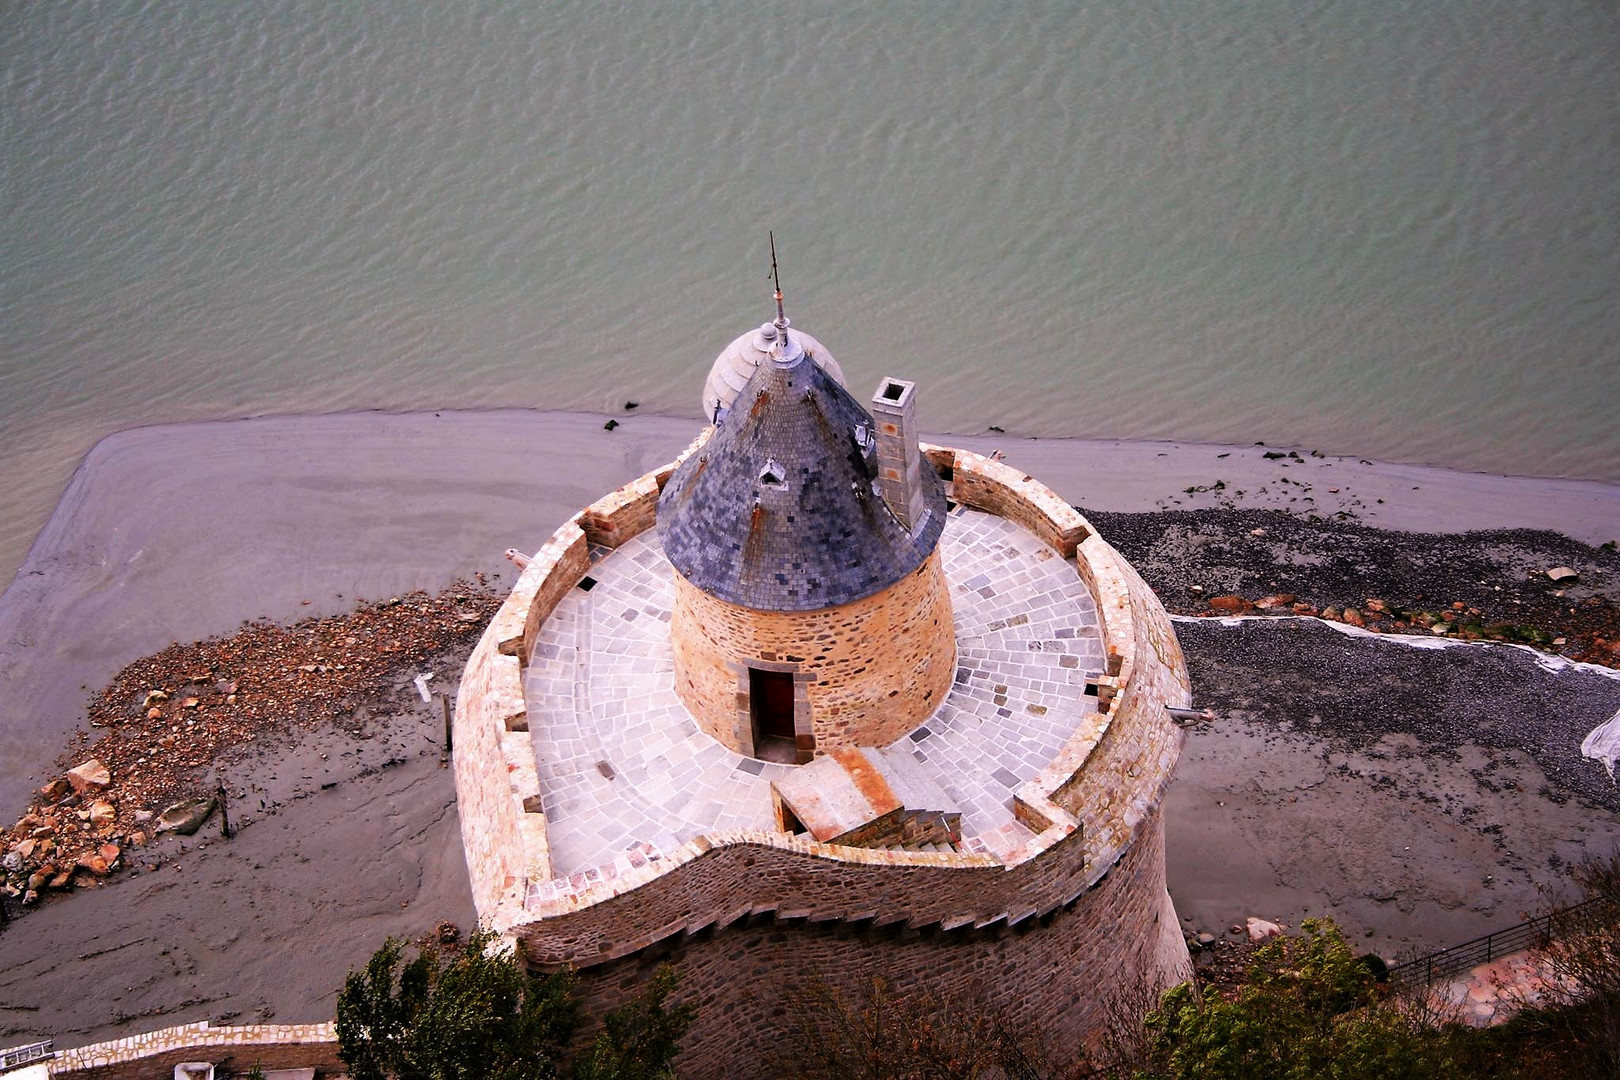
[1169,618,1620,961]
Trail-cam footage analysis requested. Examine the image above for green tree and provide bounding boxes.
[336,930,689,1080]
[1136,918,1476,1080]
[573,965,694,1080]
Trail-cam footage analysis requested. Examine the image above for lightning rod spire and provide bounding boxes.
[770,231,789,339]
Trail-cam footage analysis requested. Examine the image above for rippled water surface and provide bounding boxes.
[2,1,1616,583]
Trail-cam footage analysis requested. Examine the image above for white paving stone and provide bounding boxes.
[526,507,1103,875]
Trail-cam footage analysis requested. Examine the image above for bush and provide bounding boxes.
[1514,853,1620,1079]
[336,929,689,1080]
[1135,919,1481,1080]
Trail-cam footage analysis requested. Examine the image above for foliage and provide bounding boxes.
[1511,853,1620,1079]
[1134,918,1483,1080]
[336,930,687,1080]
[573,965,694,1080]
[781,972,1053,1080]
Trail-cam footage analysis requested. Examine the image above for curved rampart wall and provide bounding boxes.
[572,813,1186,1079]
[668,549,955,756]
[454,440,1188,972]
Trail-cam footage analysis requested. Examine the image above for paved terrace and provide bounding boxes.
[525,506,1104,875]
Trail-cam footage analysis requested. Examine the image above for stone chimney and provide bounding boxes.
[870,376,928,533]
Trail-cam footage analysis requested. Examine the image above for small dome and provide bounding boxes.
[702,324,844,421]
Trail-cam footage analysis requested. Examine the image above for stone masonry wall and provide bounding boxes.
[569,813,1187,1080]
[454,442,1192,1073]
[48,1021,340,1079]
[668,550,955,754]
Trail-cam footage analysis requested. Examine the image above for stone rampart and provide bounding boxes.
[570,813,1188,1079]
[456,445,1188,961]
[450,440,1192,1076]
[47,1021,339,1079]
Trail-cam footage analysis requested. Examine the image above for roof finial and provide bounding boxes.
[769,231,789,339]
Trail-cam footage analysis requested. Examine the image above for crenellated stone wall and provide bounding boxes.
[452,442,1193,1078]
[568,814,1186,1078]
[668,549,955,757]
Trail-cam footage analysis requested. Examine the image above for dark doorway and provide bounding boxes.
[750,668,797,762]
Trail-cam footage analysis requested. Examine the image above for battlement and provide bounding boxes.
[454,444,1190,963]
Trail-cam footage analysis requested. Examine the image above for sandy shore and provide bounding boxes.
[1,409,1617,1046]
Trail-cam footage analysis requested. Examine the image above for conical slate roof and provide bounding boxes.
[658,335,946,612]
[702,323,845,421]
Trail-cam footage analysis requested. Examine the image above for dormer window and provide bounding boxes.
[758,458,787,488]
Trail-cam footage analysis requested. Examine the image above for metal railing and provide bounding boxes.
[0,1040,54,1074]
[1387,896,1612,989]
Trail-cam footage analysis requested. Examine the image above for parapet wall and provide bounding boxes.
[571,812,1187,1078]
[454,442,1189,963]
[47,1021,339,1079]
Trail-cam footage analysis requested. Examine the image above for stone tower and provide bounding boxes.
[454,288,1194,1079]
[657,313,954,762]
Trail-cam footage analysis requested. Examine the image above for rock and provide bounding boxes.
[181,697,199,708]
[133,809,154,823]
[99,843,121,866]
[1547,566,1579,583]
[1,851,20,873]
[1322,606,1342,621]
[26,870,49,892]
[88,800,116,829]
[1196,932,1217,947]
[1342,608,1365,627]
[10,838,37,861]
[1365,598,1389,614]
[74,852,109,877]
[22,889,37,905]
[127,830,147,847]
[1256,594,1296,610]
[48,868,73,889]
[143,689,169,708]
[603,418,620,431]
[1246,917,1284,942]
[38,778,69,803]
[1188,584,1204,594]
[66,759,111,794]
[156,797,216,836]
[1209,596,1254,613]
[1249,528,1267,537]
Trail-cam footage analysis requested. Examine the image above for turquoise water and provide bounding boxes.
[2,1,1616,582]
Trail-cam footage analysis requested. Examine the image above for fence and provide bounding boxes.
[0,1040,53,1074]
[1387,896,1611,989]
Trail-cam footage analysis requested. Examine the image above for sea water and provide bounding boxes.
[2,0,1616,583]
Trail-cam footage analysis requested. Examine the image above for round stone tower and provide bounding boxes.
[657,315,955,762]
[453,274,1193,1080]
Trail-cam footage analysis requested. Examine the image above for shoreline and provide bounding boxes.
[4,406,1618,596]
[1,408,1617,1047]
